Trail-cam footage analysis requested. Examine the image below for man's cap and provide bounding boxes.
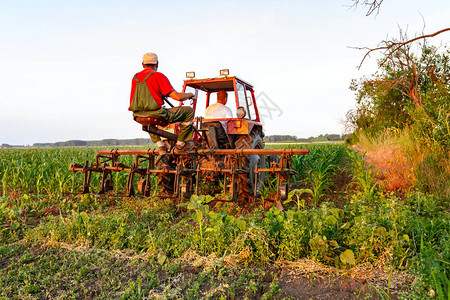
[142,52,158,64]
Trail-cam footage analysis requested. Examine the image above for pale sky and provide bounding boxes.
[1,0,449,145]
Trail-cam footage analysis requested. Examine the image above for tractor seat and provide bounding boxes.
[134,115,168,127]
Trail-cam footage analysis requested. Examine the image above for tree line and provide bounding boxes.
[0,134,346,148]
[264,134,346,143]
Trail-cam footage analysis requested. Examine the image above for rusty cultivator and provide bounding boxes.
[70,71,308,206]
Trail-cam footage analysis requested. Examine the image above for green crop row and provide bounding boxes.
[0,147,154,197]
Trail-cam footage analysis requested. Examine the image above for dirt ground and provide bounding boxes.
[275,260,413,299]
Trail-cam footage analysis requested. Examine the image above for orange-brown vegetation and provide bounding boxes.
[362,144,418,194]
[353,130,424,195]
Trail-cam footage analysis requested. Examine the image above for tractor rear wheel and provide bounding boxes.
[235,132,266,202]
[156,154,176,195]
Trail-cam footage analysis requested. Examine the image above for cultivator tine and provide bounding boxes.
[253,164,259,203]
[99,164,110,194]
[143,156,154,197]
[126,163,136,197]
[275,199,284,211]
[195,164,200,195]
[69,161,92,194]
[173,164,181,197]
[82,160,91,194]
[278,180,288,201]
[230,163,238,201]
[180,178,193,199]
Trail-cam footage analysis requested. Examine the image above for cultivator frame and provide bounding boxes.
[70,148,308,203]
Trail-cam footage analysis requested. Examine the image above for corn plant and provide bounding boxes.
[2,166,8,197]
[347,149,377,201]
[308,162,335,206]
[0,147,144,196]
[304,146,343,206]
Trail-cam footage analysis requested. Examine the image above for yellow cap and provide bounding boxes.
[142,52,158,64]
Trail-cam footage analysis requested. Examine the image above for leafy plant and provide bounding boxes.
[283,188,312,210]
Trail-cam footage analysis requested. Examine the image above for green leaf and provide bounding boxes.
[377,226,387,237]
[177,202,189,208]
[189,194,199,202]
[283,199,293,205]
[340,222,351,229]
[187,202,196,210]
[329,208,343,219]
[330,240,339,248]
[325,215,337,225]
[192,211,203,224]
[204,195,215,203]
[299,199,306,208]
[178,214,191,224]
[270,207,281,215]
[225,215,235,223]
[340,249,356,265]
[11,222,19,230]
[403,234,410,242]
[236,219,246,231]
[208,211,217,219]
[286,210,295,220]
[80,212,89,225]
[157,253,167,266]
[288,188,313,197]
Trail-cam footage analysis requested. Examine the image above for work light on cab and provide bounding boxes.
[186,72,195,78]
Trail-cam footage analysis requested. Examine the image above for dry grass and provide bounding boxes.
[353,129,423,194]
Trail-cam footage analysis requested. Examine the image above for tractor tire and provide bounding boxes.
[155,154,176,195]
[268,154,280,166]
[235,133,266,202]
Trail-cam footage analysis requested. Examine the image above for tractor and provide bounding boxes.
[70,70,308,207]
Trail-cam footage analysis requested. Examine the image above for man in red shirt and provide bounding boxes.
[129,52,195,153]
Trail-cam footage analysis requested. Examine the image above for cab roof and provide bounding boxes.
[183,76,254,93]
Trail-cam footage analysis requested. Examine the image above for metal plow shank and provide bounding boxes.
[70,148,309,205]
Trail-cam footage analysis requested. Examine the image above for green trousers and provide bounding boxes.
[134,106,194,143]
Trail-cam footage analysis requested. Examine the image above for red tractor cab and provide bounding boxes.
[182,74,264,149]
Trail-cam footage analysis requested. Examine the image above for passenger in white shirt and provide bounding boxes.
[205,90,233,119]
[204,90,233,133]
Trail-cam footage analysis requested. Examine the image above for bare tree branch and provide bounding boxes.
[350,0,384,16]
[352,28,450,70]
[366,0,383,16]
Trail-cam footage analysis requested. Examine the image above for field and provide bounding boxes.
[0,144,448,299]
